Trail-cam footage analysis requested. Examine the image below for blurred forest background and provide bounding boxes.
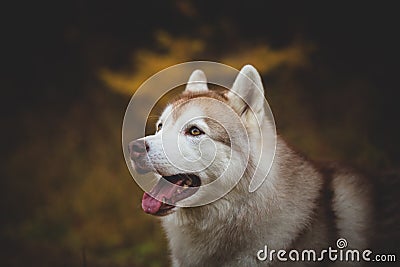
[1,1,399,266]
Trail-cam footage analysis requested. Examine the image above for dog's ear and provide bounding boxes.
[185,70,209,93]
[226,65,265,118]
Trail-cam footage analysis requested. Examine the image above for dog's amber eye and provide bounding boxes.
[157,123,162,132]
[188,126,203,136]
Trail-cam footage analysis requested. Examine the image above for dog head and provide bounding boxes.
[129,65,268,216]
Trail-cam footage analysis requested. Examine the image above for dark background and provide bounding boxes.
[1,1,399,266]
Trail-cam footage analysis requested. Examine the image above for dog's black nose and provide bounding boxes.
[128,139,149,158]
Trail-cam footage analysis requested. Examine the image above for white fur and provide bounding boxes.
[132,66,373,266]
[185,69,209,93]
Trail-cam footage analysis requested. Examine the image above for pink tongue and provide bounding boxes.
[142,192,163,214]
[141,178,183,214]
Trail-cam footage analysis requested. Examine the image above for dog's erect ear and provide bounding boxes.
[185,70,209,93]
[226,65,265,117]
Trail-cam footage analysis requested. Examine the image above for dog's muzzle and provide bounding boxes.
[128,139,151,174]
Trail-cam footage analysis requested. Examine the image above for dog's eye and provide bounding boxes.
[188,126,203,136]
[157,123,162,132]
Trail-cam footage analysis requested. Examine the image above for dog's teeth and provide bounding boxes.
[183,184,189,189]
[162,197,167,203]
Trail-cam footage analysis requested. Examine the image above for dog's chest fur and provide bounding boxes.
[161,138,372,267]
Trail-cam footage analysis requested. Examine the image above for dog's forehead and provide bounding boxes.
[160,92,229,124]
[160,100,206,126]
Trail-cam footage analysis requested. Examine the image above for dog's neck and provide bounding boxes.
[162,137,323,252]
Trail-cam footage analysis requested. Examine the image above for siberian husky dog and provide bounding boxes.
[129,65,373,266]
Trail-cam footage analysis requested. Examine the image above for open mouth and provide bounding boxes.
[142,174,201,216]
